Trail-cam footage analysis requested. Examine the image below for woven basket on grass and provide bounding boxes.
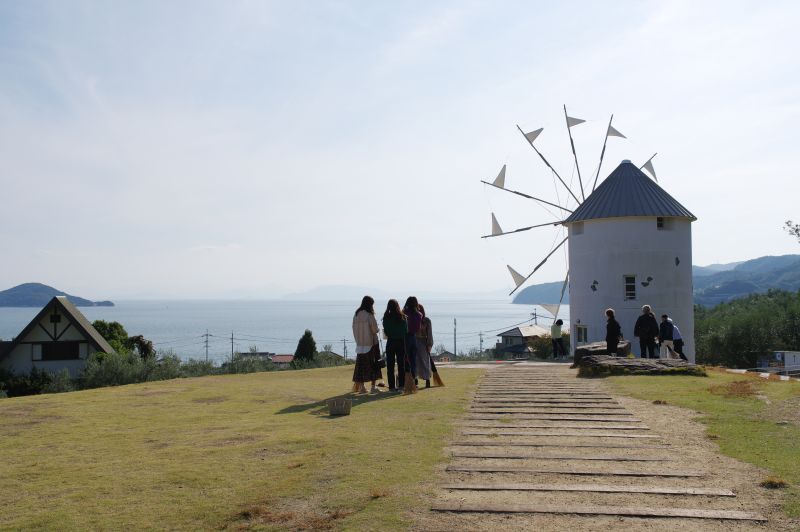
[327,398,352,416]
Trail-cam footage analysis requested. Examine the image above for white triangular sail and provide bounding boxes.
[507,265,527,288]
[540,304,559,316]
[566,116,585,128]
[492,164,506,188]
[643,160,657,181]
[524,128,543,144]
[491,213,503,236]
[607,124,626,138]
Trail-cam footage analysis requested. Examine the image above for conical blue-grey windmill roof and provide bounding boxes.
[564,161,696,224]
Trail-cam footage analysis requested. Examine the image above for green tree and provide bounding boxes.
[293,329,317,362]
[92,320,129,353]
[785,220,800,243]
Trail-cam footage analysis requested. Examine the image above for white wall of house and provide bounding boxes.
[566,216,695,362]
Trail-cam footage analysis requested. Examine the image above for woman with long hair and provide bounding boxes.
[403,296,423,392]
[416,304,433,388]
[382,299,407,392]
[352,296,382,393]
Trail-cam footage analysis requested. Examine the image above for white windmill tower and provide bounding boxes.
[482,108,697,362]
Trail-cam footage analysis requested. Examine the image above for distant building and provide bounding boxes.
[495,324,550,358]
[270,354,295,368]
[758,351,800,376]
[240,351,275,360]
[0,296,114,377]
[431,350,454,362]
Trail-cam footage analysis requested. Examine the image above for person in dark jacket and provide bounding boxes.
[382,299,408,392]
[633,305,659,359]
[659,314,675,358]
[605,308,622,356]
[403,297,422,386]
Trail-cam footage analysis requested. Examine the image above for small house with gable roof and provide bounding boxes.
[0,296,114,377]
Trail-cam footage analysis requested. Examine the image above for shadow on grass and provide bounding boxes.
[275,389,404,417]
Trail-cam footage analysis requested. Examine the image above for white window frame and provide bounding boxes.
[575,325,588,345]
[624,275,636,300]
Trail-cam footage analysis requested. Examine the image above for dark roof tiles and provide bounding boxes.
[564,161,696,223]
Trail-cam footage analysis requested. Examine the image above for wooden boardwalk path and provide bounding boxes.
[425,365,770,529]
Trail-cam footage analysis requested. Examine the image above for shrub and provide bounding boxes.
[82,351,149,388]
[223,354,276,374]
[180,358,218,377]
[42,369,74,393]
[148,354,183,381]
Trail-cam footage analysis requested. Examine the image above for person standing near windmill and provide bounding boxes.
[634,305,659,359]
[605,308,622,356]
[658,314,675,359]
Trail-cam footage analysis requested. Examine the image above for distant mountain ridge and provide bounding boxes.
[0,283,114,307]
[513,254,800,307]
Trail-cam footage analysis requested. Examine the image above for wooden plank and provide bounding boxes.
[467,415,642,422]
[462,431,659,439]
[470,409,631,414]
[451,451,671,461]
[452,441,669,449]
[430,502,765,521]
[462,424,648,430]
[441,483,733,496]
[474,400,618,404]
[472,404,624,409]
[445,464,702,477]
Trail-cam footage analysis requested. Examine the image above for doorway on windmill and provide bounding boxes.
[575,325,588,345]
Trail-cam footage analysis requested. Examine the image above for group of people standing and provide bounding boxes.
[605,304,687,360]
[351,295,438,394]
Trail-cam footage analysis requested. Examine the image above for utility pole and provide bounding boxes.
[453,318,457,358]
[203,329,209,362]
[531,309,538,324]
[342,338,348,360]
[230,331,234,363]
[479,332,484,354]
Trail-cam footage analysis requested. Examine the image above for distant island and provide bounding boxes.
[513,254,800,307]
[0,283,114,307]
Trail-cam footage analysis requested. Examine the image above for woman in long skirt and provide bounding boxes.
[352,296,381,393]
[416,304,433,387]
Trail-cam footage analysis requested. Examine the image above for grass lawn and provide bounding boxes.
[0,366,483,530]
[607,368,800,517]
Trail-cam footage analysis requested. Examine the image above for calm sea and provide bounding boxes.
[0,299,570,365]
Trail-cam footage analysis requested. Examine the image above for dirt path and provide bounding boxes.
[415,365,796,531]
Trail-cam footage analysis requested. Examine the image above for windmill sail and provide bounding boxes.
[492,164,506,188]
[607,125,626,138]
[566,116,585,127]
[491,213,503,236]
[508,237,569,296]
[524,128,543,143]
[507,265,527,288]
[643,160,657,181]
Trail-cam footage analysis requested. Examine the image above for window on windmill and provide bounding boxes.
[657,217,672,230]
[624,275,636,300]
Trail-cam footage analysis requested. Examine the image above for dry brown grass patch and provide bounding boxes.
[231,502,353,531]
[369,487,389,499]
[759,476,789,489]
[709,380,756,398]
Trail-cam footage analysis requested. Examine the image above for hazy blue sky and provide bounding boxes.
[1,1,798,299]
